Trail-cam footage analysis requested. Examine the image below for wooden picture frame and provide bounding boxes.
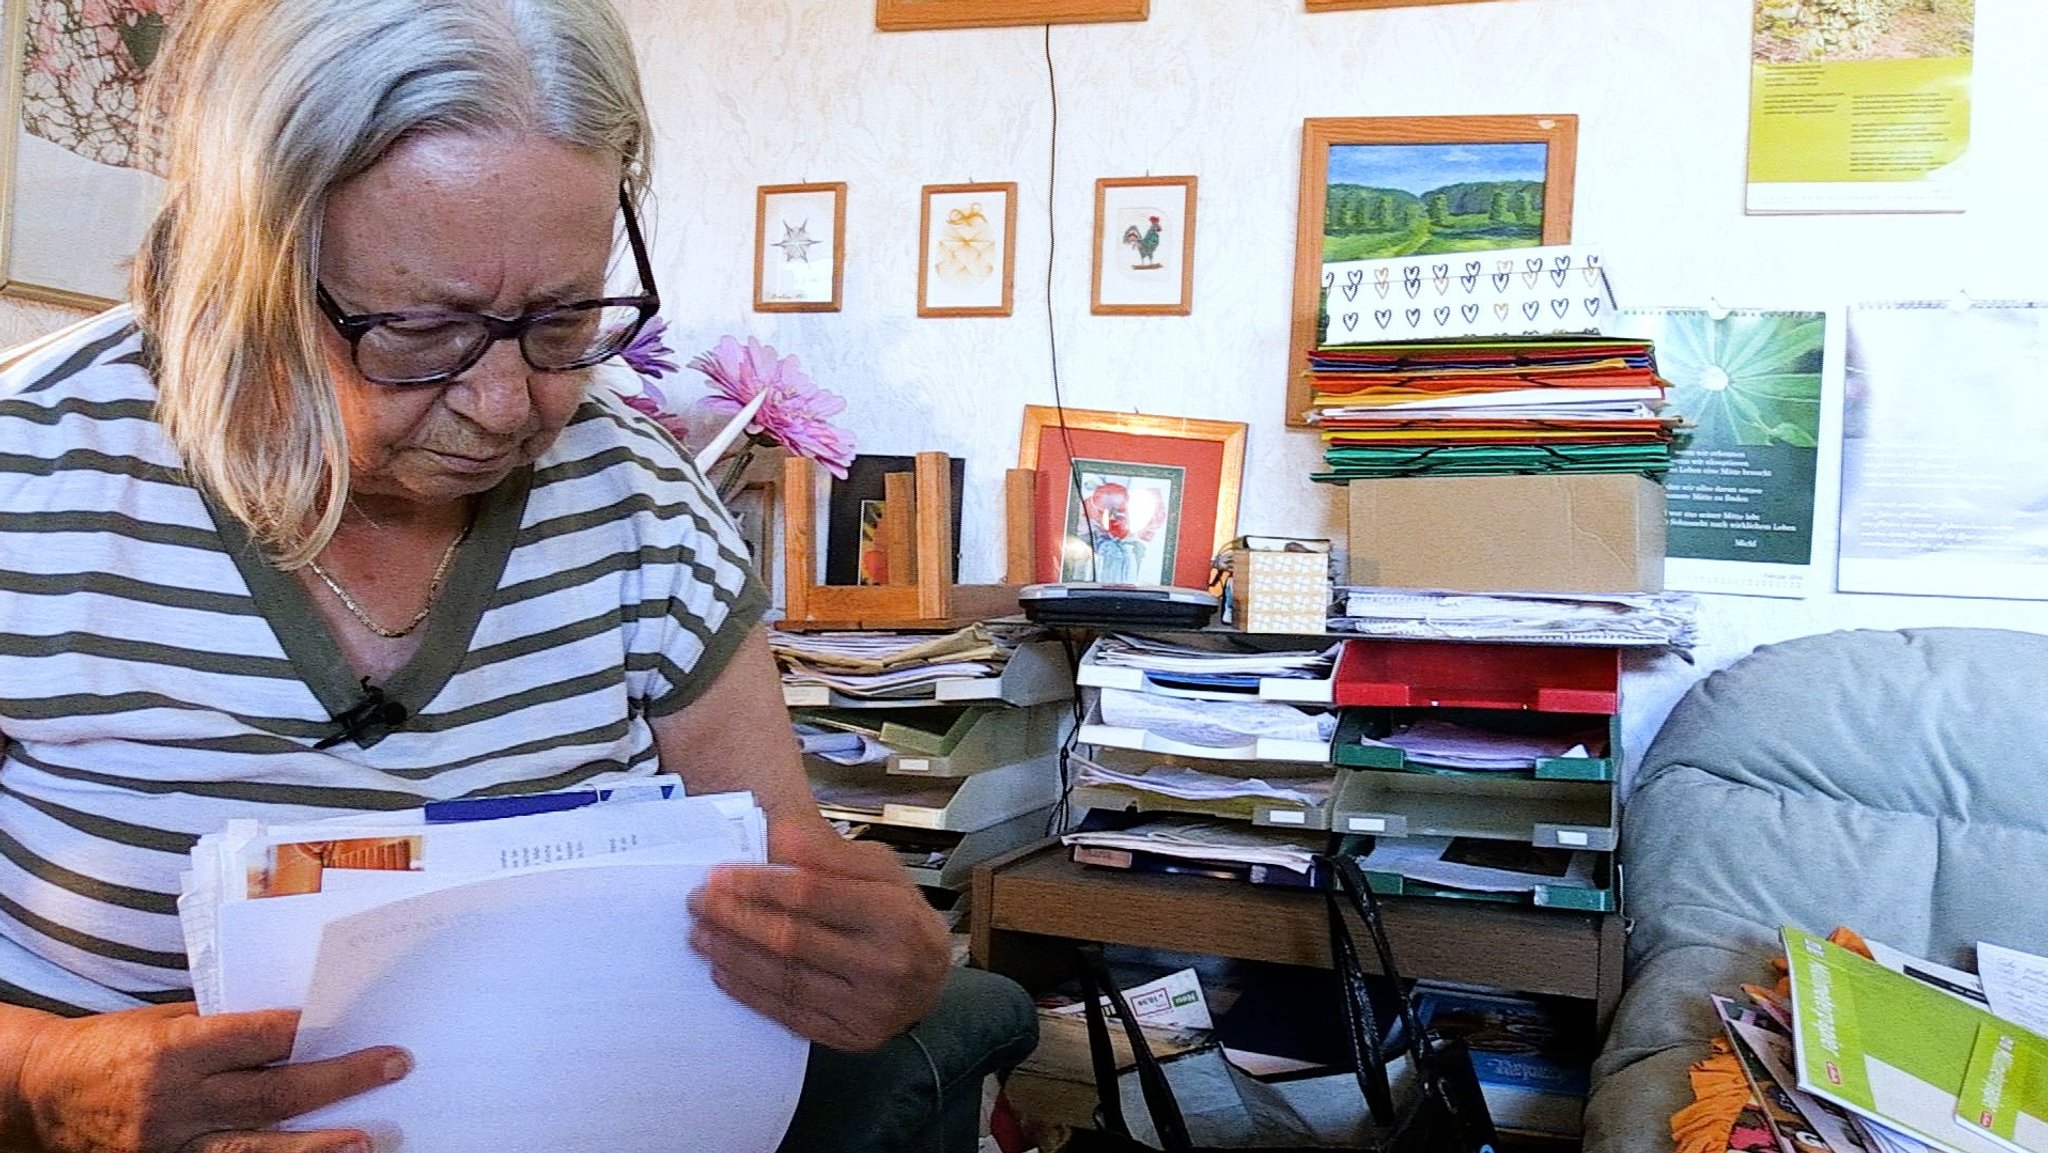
[755,182,846,313]
[0,0,174,307]
[727,480,778,597]
[1285,114,1576,427]
[1017,405,1245,589]
[876,0,1147,32]
[1091,175,1197,317]
[918,182,1016,318]
[1306,0,1519,9]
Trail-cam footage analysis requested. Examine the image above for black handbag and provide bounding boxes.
[1067,851,1499,1153]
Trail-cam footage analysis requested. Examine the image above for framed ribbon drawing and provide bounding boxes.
[918,182,1015,318]
[754,182,845,313]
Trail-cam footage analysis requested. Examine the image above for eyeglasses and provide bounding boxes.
[316,188,661,389]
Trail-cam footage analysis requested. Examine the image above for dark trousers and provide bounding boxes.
[777,968,1039,1153]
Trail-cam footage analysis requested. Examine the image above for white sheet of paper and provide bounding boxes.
[1319,246,1613,343]
[287,860,807,1153]
[1978,942,2048,1036]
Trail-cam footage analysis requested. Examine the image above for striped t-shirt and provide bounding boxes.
[0,308,765,1015]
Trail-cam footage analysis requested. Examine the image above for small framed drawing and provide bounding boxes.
[877,0,1147,32]
[1017,405,1245,590]
[0,0,176,306]
[918,182,1015,318]
[1285,114,1576,426]
[1091,175,1196,316]
[755,182,846,312]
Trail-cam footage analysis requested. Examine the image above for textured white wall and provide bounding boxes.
[620,0,2048,766]
[6,0,2042,767]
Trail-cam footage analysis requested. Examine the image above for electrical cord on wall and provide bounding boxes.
[1043,23,1100,584]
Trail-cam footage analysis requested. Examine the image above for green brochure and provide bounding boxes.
[1782,926,2009,1153]
[1957,1023,2048,1152]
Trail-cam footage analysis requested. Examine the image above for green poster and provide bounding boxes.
[1748,0,1975,213]
[1613,310,1828,598]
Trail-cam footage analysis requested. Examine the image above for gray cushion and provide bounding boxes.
[1585,628,2048,1153]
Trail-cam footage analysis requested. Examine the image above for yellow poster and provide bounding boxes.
[1747,0,1974,214]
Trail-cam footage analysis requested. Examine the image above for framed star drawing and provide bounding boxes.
[755,182,845,312]
[918,182,1015,318]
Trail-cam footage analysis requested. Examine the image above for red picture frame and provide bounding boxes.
[1018,406,1247,590]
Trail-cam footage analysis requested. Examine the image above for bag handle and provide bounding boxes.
[1077,944,1195,1152]
[1326,853,1433,1056]
[1320,855,1401,1123]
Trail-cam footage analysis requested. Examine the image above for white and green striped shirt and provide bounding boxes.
[0,308,765,1015]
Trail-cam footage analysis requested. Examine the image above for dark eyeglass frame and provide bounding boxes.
[316,187,660,389]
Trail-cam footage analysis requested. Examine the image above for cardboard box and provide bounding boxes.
[1346,474,1664,593]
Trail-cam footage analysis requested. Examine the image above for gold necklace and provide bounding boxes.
[308,524,471,639]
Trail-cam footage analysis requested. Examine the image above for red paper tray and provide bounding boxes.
[1332,639,1620,714]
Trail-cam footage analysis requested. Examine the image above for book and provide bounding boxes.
[1956,1022,2048,1152]
[1783,926,2015,1153]
[1415,985,1590,1138]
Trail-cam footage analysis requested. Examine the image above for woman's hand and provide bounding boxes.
[689,818,951,1052]
[12,1002,409,1153]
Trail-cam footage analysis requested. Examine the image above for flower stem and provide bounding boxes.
[715,444,755,503]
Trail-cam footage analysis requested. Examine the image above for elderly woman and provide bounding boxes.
[0,0,1034,1150]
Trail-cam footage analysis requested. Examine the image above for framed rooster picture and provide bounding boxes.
[1091,175,1196,316]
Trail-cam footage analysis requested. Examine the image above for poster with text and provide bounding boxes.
[1746,0,1974,214]
[1838,303,2048,600]
[1616,310,1833,598]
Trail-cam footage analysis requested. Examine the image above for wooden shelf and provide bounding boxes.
[970,840,1625,1028]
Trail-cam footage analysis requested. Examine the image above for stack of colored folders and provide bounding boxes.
[1306,336,1684,481]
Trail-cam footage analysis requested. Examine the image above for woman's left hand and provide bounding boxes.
[689,817,951,1052]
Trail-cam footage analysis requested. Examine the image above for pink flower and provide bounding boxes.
[619,315,680,380]
[619,385,693,443]
[687,336,856,479]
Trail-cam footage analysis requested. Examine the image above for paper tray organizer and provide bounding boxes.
[1332,639,1621,713]
[781,640,1074,710]
[1077,699,1333,765]
[806,753,1060,832]
[1336,835,1620,913]
[1331,711,1619,783]
[793,704,1064,778]
[1067,750,1341,832]
[1328,762,1617,852]
[1074,635,1338,705]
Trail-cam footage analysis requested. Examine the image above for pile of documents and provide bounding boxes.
[1305,336,1683,481]
[769,623,1038,699]
[1355,836,1598,895]
[1083,632,1340,697]
[1072,753,1338,810]
[1331,586,1698,652]
[1363,718,1604,772]
[177,780,805,1153]
[1705,929,2048,1153]
[1063,815,1321,885]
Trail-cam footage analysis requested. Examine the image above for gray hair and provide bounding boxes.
[134,0,650,567]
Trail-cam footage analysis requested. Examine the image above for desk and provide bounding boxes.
[971,840,1626,1030]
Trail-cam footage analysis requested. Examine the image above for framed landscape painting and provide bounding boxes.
[1285,114,1577,425]
[1017,405,1245,590]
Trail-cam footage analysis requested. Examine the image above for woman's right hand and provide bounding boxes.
[12,1002,408,1153]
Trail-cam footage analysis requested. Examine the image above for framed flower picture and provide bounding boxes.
[1017,405,1245,590]
[1091,175,1197,316]
[918,182,1015,318]
[1285,114,1576,426]
[755,182,845,313]
[0,0,179,306]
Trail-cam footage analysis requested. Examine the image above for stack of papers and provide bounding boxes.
[1367,719,1603,772]
[1098,687,1336,750]
[1072,754,1336,809]
[1306,329,1683,481]
[1356,835,1596,894]
[793,720,890,765]
[770,624,1034,699]
[1062,816,1320,877]
[1333,586,1698,651]
[177,780,806,1153]
[1082,633,1339,699]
